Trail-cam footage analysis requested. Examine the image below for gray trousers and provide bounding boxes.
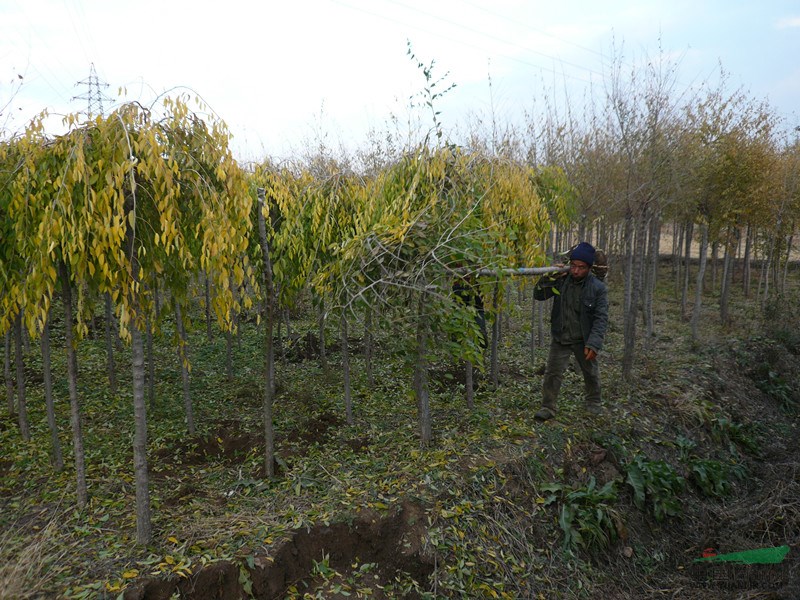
[541,340,602,410]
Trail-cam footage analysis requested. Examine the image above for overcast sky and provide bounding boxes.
[2,0,799,163]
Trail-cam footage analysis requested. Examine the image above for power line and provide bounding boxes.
[61,0,97,66]
[328,0,602,86]
[380,0,607,80]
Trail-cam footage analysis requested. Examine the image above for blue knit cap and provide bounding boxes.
[570,242,596,266]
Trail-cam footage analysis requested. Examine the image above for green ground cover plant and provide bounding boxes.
[1,262,799,599]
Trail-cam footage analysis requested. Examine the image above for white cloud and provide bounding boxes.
[776,16,800,29]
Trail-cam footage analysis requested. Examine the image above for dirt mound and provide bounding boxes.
[284,412,344,448]
[154,421,260,468]
[123,502,433,600]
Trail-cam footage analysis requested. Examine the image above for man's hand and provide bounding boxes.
[544,264,568,280]
[584,347,597,361]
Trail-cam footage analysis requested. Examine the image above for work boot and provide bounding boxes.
[534,406,556,421]
[586,402,602,416]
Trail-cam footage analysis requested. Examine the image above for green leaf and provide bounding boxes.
[626,463,646,509]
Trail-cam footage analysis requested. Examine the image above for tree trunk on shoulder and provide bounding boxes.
[59,261,88,508]
[41,314,64,471]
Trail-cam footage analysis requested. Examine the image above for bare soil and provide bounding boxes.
[123,502,433,600]
[121,332,799,599]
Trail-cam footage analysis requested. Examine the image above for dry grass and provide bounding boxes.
[0,512,72,600]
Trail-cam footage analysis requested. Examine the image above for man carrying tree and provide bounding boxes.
[533,242,608,420]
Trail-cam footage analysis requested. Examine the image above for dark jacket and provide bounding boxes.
[534,273,608,352]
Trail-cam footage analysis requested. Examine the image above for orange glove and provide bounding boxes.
[584,347,597,361]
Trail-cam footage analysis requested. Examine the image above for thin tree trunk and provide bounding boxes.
[743,224,753,297]
[146,316,155,412]
[59,261,88,509]
[364,305,374,388]
[537,298,545,347]
[22,323,30,354]
[278,310,287,363]
[413,292,432,447]
[671,221,681,285]
[622,208,645,381]
[622,211,634,318]
[269,315,276,397]
[205,274,213,341]
[276,306,283,362]
[257,189,276,478]
[174,302,195,435]
[733,225,743,285]
[681,221,694,320]
[489,283,500,389]
[104,293,117,396]
[4,330,13,416]
[341,314,353,425]
[720,228,736,326]
[761,229,778,308]
[284,309,292,363]
[465,360,474,410]
[226,274,235,381]
[153,281,161,323]
[598,219,609,254]
[318,300,328,374]
[123,177,152,544]
[131,314,152,544]
[624,204,648,380]
[41,314,64,471]
[225,329,234,381]
[691,223,710,343]
[781,231,794,295]
[529,289,537,365]
[710,241,719,293]
[234,284,242,352]
[643,210,660,350]
[13,311,30,441]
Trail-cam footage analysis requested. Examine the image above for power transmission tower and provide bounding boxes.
[73,63,113,119]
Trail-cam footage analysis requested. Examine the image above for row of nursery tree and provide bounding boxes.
[2,60,799,544]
